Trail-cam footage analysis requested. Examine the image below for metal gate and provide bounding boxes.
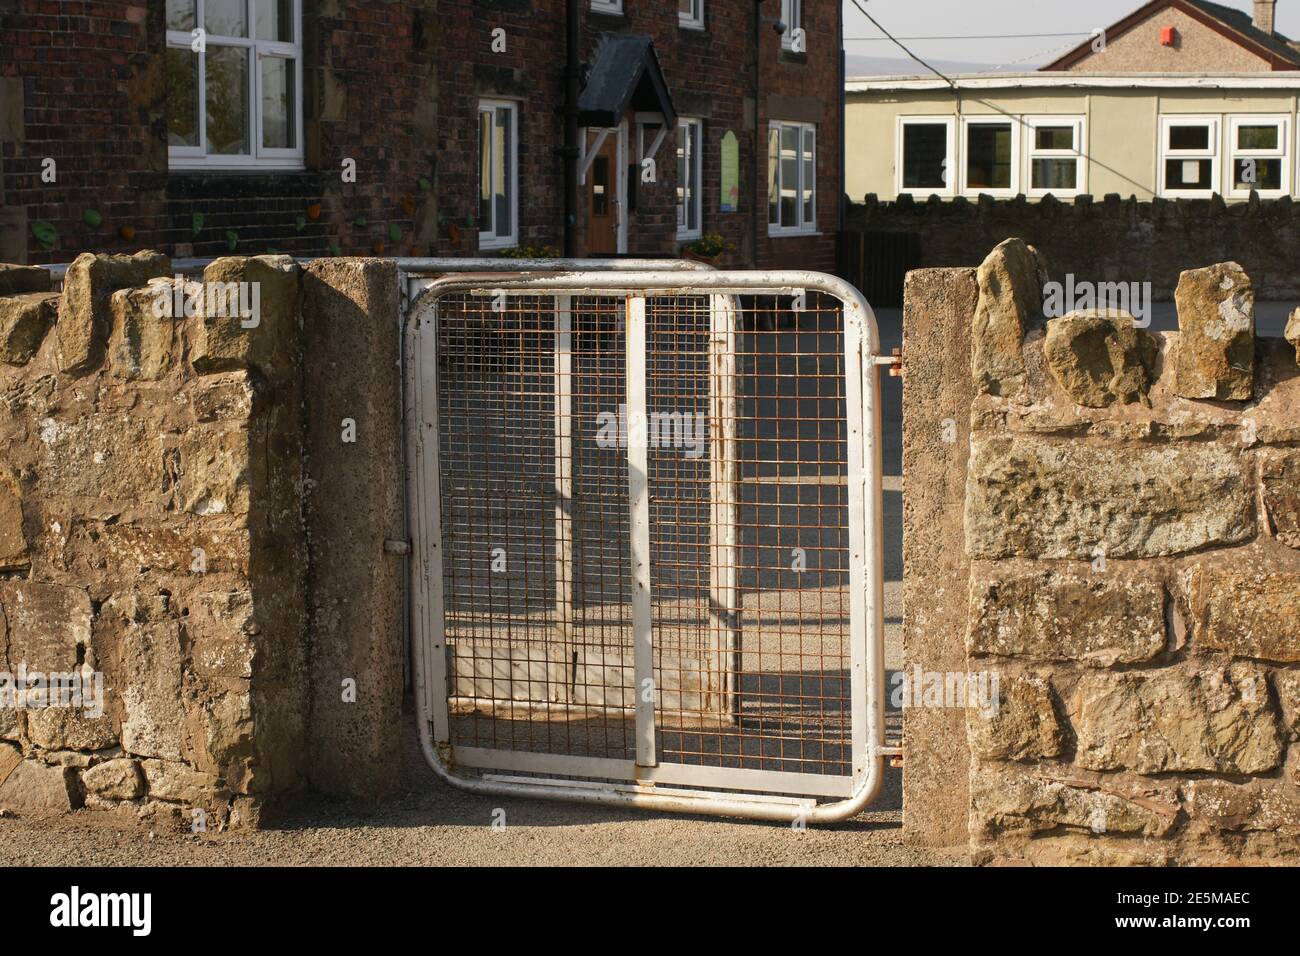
[405,270,886,822]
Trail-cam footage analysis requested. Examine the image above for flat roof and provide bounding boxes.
[845,71,1300,93]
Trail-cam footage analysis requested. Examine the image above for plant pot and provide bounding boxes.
[683,249,721,266]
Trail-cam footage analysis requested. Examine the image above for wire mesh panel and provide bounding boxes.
[408,271,883,818]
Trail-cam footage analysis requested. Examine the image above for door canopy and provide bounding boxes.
[577,33,678,129]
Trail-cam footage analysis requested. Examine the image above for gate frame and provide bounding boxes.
[404,269,886,823]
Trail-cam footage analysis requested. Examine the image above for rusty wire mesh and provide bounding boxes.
[435,289,852,781]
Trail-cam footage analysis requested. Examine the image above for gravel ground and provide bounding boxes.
[0,306,969,866]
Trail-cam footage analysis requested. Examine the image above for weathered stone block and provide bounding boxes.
[54,251,170,376]
[0,468,27,572]
[972,238,1046,398]
[1042,310,1157,407]
[191,255,299,378]
[1190,566,1300,662]
[81,758,144,800]
[119,621,187,762]
[0,264,52,296]
[1073,665,1281,775]
[0,753,80,812]
[969,568,1166,666]
[25,707,118,752]
[199,692,255,791]
[36,411,166,503]
[1185,779,1300,836]
[57,521,250,579]
[1261,449,1300,550]
[0,581,92,670]
[0,292,58,365]
[1173,261,1255,401]
[966,435,1254,559]
[968,675,1064,761]
[107,280,177,380]
[188,591,256,682]
[971,766,1178,839]
[140,759,223,805]
[176,422,250,516]
[1285,307,1299,366]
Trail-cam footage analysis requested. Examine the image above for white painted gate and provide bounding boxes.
[405,269,887,822]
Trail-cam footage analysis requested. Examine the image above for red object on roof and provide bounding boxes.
[1161,25,1177,45]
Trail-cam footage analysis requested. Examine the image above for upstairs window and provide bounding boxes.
[1159,116,1219,198]
[1025,116,1085,197]
[897,116,955,197]
[768,121,816,235]
[1228,115,1289,198]
[679,0,704,30]
[591,0,623,14]
[781,0,804,51]
[478,100,519,250]
[167,0,303,169]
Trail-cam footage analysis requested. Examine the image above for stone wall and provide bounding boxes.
[0,252,402,828]
[846,195,1300,303]
[904,241,1300,864]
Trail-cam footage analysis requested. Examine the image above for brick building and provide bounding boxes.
[0,0,843,270]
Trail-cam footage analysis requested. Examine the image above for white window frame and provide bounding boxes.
[591,0,623,15]
[1227,114,1290,199]
[959,116,1021,199]
[676,117,704,240]
[679,0,704,30]
[1158,115,1221,199]
[478,99,519,251]
[167,0,304,170]
[781,0,802,50]
[768,120,817,237]
[896,115,956,198]
[1023,115,1086,198]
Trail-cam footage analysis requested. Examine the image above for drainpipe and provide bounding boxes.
[752,1,763,267]
[838,0,845,232]
[563,0,580,256]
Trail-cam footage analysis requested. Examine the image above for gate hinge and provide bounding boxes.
[880,744,903,768]
[384,538,412,555]
[873,349,903,378]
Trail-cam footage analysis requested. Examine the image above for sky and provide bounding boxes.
[843,0,1300,72]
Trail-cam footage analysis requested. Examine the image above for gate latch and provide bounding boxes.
[874,350,903,378]
[384,538,412,555]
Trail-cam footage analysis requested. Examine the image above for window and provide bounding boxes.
[591,0,622,14]
[679,0,704,29]
[677,118,703,239]
[960,117,1019,198]
[781,0,803,51]
[768,121,816,235]
[167,0,303,169]
[1228,115,1289,198]
[1159,116,1220,198]
[478,100,518,249]
[897,116,955,197]
[1025,116,1085,197]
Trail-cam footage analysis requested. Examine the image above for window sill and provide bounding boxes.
[767,229,821,239]
[479,239,518,252]
[679,19,705,32]
[676,230,703,242]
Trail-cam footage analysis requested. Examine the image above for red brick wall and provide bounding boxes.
[1,0,841,271]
